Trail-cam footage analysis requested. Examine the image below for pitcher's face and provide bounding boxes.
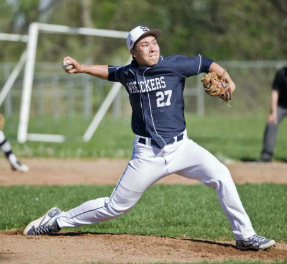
[131,35,160,66]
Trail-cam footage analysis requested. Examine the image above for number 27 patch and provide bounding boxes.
[156,90,172,107]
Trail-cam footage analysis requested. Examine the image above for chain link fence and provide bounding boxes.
[0,61,286,120]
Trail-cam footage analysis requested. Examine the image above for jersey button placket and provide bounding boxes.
[137,72,152,140]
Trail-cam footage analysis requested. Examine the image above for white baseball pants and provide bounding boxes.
[57,131,255,240]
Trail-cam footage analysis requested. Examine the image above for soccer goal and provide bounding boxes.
[17,22,130,143]
[0,33,28,107]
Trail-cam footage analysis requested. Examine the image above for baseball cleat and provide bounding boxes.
[11,160,29,172]
[23,207,61,235]
[236,234,275,250]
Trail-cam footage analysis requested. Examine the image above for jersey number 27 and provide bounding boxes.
[156,90,172,107]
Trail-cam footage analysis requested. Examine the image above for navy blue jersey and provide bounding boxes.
[272,67,287,108]
[108,54,213,148]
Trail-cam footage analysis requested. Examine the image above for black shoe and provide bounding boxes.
[258,158,271,163]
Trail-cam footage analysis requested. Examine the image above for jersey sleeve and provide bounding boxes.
[272,69,283,91]
[108,65,124,82]
[169,54,213,77]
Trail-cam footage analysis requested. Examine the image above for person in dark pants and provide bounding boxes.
[260,67,287,162]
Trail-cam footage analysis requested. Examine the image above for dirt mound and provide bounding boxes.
[0,230,285,264]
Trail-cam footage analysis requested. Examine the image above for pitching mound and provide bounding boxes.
[0,230,286,264]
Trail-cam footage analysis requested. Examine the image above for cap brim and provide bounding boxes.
[136,29,161,43]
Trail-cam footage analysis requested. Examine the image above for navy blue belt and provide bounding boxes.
[138,133,184,146]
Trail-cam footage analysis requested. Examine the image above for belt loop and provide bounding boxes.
[183,129,187,139]
[147,138,151,146]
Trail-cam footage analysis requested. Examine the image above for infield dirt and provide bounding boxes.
[0,158,287,263]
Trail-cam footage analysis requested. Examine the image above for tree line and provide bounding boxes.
[0,0,286,63]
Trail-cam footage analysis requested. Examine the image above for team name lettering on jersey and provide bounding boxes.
[127,77,166,94]
[126,81,140,94]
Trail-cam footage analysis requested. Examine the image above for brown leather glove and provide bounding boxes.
[201,69,232,106]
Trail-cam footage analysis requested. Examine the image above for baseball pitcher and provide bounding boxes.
[23,26,275,250]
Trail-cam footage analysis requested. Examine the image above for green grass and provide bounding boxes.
[1,184,286,242]
[1,114,287,160]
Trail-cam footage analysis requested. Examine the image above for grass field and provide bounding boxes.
[1,184,286,242]
[1,114,287,160]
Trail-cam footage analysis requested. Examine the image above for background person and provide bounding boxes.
[260,67,287,162]
[0,114,29,172]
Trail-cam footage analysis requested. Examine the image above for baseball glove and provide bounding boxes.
[0,114,4,130]
[201,69,232,106]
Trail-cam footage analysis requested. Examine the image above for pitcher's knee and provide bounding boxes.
[106,193,139,217]
[219,163,231,178]
[208,162,230,178]
[203,163,233,190]
[106,200,132,217]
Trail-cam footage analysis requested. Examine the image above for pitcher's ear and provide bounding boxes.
[130,49,136,58]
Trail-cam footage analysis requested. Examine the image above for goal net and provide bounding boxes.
[17,22,130,143]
